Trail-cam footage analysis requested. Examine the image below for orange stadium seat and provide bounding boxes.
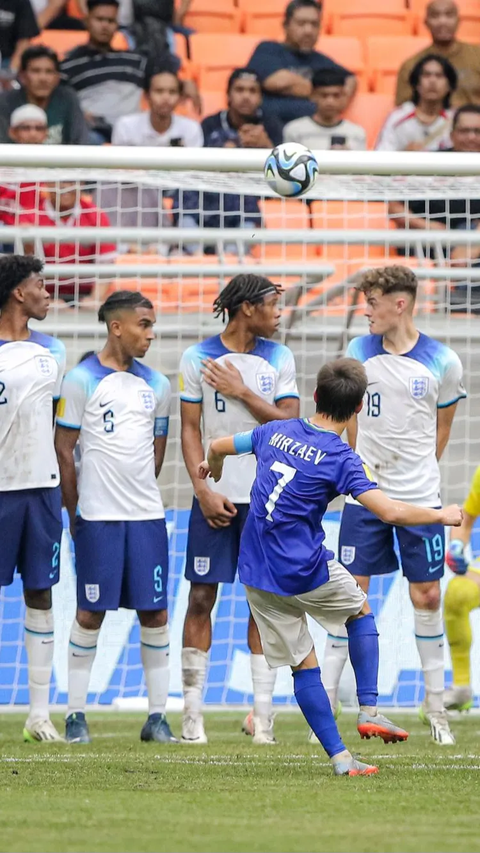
[188,34,262,91]
[323,0,406,18]
[200,90,227,119]
[236,0,285,9]
[66,0,83,18]
[32,30,128,58]
[330,11,414,39]
[184,6,242,33]
[343,92,392,149]
[310,200,392,261]
[408,0,479,13]
[255,199,316,260]
[317,37,367,90]
[366,36,431,94]
[242,10,284,38]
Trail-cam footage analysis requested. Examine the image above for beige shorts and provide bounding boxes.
[246,559,366,668]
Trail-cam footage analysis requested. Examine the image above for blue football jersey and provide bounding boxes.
[237,418,377,596]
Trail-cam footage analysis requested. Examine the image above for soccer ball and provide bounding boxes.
[264,142,319,198]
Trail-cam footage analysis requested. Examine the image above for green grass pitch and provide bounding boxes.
[1,711,479,853]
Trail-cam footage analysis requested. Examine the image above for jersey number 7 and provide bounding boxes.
[265,461,296,521]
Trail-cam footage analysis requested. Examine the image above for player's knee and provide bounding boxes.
[138,608,168,628]
[410,583,441,611]
[76,609,105,631]
[187,584,217,619]
[24,588,51,610]
[444,577,479,616]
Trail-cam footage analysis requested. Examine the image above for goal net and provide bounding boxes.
[0,146,479,710]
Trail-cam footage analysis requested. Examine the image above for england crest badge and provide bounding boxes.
[256,372,275,396]
[409,376,429,399]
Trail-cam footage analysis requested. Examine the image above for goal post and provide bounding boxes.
[1,146,480,710]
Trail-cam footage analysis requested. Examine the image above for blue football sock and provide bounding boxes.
[347,613,379,707]
[293,666,345,758]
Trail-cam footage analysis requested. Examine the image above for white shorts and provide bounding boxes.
[246,559,366,668]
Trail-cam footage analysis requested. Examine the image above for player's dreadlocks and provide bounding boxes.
[98,291,153,324]
[213,274,282,322]
[0,255,44,310]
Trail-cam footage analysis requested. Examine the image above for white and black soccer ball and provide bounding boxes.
[264,142,319,198]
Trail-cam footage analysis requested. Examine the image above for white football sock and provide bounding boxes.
[414,608,445,714]
[250,653,276,722]
[24,607,54,724]
[67,620,100,715]
[182,647,208,718]
[322,629,349,711]
[140,624,170,715]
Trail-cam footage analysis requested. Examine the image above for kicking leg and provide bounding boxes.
[23,588,63,742]
[65,608,104,743]
[181,582,218,744]
[244,611,277,744]
[322,576,370,715]
[138,608,177,743]
[444,573,480,711]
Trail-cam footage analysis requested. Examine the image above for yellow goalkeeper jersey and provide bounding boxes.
[464,466,480,517]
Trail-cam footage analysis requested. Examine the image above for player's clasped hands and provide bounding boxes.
[201,358,245,398]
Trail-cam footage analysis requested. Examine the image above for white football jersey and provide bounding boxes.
[0,331,66,491]
[179,334,299,502]
[346,333,466,506]
[57,354,171,521]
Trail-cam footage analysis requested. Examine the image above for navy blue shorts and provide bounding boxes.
[339,502,445,583]
[0,487,62,590]
[185,498,250,584]
[75,517,169,612]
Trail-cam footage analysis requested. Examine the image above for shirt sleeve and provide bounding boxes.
[336,450,378,499]
[375,109,402,151]
[250,424,265,456]
[233,430,254,454]
[179,346,202,403]
[154,375,172,437]
[17,0,40,40]
[464,467,480,517]
[64,89,90,145]
[438,349,467,408]
[186,121,204,147]
[50,338,66,400]
[56,368,88,430]
[345,336,364,361]
[247,42,288,82]
[111,118,129,146]
[275,346,299,401]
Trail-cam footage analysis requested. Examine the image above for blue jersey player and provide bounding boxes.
[0,255,66,742]
[55,291,176,745]
[322,266,466,746]
[179,274,299,745]
[199,358,462,776]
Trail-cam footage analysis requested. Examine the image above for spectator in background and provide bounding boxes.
[396,0,480,109]
[60,0,150,143]
[0,46,90,145]
[283,68,366,149]
[0,106,48,242]
[112,66,203,147]
[0,0,39,72]
[30,0,86,29]
[202,69,282,150]
[376,55,456,151]
[8,103,47,145]
[247,0,355,127]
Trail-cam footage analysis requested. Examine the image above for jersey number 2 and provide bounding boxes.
[0,381,7,405]
[265,461,296,521]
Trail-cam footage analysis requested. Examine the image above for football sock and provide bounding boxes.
[322,629,349,711]
[24,607,54,724]
[140,625,170,715]
[250,653,276,722]
[444,576,480,687]
[67,619,100,715]
[182,647,208,718]
[293,666,345,758]
[347,613,379,711]
[414,607,445,714]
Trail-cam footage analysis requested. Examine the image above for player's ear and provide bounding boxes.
[109,318,122,337]
[313,389,318,404]
[355,400,363,414]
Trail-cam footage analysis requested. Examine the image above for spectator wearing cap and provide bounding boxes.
[283,68,366,149]
[396,0,480,109]
[0,105,48,243]
[376,54,456,151]
[112,65,203,147]
[0,45,89,145]
[8,104,48,145]
[247,0,355,127]
[202,69,282,150]
[0,0,39,72]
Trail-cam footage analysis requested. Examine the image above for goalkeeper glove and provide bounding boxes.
[446,539,468,575]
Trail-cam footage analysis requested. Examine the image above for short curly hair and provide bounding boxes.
[0,255,44,310]
[358,266,418,301]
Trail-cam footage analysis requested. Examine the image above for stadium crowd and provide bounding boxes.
[0,0,479,305]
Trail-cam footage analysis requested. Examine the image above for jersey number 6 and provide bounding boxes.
[265,461,297,521]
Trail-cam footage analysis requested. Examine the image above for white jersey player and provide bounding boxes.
[322,265,466,745]
[0,254,66,742]
[55,291,176,745]
[179,274,300,745]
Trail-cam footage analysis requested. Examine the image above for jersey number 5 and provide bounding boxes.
[265,461,296,521]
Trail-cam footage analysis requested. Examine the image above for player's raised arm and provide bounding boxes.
[199,432,253,483]
[357,488,463,528]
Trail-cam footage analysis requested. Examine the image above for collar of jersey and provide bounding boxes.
[91,354,142,376]
[379,331,424,358]
[215,334,266,357]
[303,418,338,434]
